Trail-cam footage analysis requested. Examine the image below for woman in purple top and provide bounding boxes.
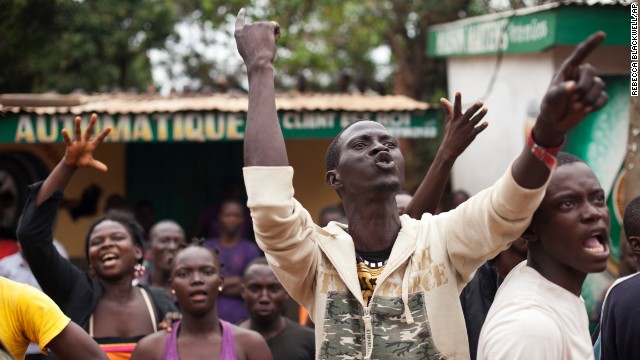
[204,199,262,324]
[131,244,271,360]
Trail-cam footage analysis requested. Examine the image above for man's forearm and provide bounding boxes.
[511,120,562,189]
[404,150,456,218]
[48,321,109,360]
[244,64,288,167]
[511,145,552,190]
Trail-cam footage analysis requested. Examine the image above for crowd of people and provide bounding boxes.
[0,8,633,360]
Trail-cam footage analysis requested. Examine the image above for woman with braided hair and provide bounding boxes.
[132,241,271,360]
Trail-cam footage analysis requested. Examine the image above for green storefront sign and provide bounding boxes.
[430,11,557,57]
[0,110,438,143]
[428,5,628,57]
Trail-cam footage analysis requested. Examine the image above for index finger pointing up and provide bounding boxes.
[235,8,246,31]
[563,31,606,68]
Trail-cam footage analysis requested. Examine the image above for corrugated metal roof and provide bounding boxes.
[430,0,631,30]
[562,0,633,5]
[0,92,432,115]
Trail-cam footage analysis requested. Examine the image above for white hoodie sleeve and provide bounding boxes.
[243,166,319,306]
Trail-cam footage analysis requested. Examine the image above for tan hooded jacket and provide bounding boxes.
[244,164,547,360]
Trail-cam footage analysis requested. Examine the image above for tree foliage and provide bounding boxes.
[0,0,546,192]
[0,0,176,93]
[263,0,548,100]
[160,0,546,101]
[0,0,547,98]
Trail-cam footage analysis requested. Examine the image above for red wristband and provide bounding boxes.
[526,129,565,170]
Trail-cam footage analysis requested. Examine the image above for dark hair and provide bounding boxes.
[556,152,584,167]
[103,194,132,213]
[219,198,244,211]
[244,257,269,277]
[149,219,184,241]
[624,196,640,238]
[171,240,222,271]
[325,120,366,172]
[84,209,146,265]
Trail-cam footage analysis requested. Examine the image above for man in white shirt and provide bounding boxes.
[478,152,610,359]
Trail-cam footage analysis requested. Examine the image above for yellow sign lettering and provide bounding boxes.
[36,116,58,143]
[154,114,170,141]
[173,114,184,140]
[226,114,245,140]
[132,115,153,141]
[204,113,225,140]
[15,115,36,143]
[184,113,205,141]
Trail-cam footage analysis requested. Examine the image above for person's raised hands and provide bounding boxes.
[234,8,281,71]
[536,32,608,146]
[439,92,488,158]
[61,113,111,172]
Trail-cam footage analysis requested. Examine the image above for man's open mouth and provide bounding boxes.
[582,228,609,254]
[374,152,395,169]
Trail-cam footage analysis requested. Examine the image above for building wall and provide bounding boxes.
[0,140,340,259]
[0,143,126,261]
[447,51,555,195]
[553,45,628,76]
[447,45,630,195]
[286,139,341,222]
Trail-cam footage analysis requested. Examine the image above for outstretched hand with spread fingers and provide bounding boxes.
[61,113,111,172]
[234,8,281,71]
[537,31,608,143]
[439,92,488,158]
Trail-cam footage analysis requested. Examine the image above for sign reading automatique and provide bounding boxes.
[0,110,438,143]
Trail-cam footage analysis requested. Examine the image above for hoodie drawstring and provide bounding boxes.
[363,312,373,360]
[402,257,414,325]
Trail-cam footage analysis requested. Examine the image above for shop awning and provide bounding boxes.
[0,93,438,143]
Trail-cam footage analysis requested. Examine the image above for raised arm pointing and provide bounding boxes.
[235,8,288,167]
[511,31,607,189]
